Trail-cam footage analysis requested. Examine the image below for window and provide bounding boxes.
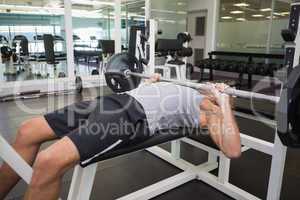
[217,0,290,54]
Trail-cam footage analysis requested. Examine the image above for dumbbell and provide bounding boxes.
[246,63,257,75]
[256,63,270,76]
[199,58,212,69]
[177,47,193,57]
[218,60,230,71]
[236,62,248,73]
[227,61,240,72]
[209,59,221,70]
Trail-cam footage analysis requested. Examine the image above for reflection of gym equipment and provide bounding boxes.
[99,40,115,74]
[32,34,66,78]
[1,35,30,75]
[0,35,11,64]
[74,40,115,75]
[31,35,66,61]
[11,35,30,74]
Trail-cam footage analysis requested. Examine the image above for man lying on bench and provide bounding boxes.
[0,74,241,200]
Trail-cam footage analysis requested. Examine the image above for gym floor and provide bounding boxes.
[1,74,300,200]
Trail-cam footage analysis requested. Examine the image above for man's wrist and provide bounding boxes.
[218,94,232,111]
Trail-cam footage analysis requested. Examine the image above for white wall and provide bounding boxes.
[188,0,219,58]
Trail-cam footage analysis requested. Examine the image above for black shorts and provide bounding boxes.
[44,93,150,167]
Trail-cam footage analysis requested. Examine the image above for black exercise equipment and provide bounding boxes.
[1,46,12,63]
[73,35,81,41]
[43,34,58,66]
[58,72,66,78]
[105,53,143,93]
[75,76,83,94]
[91,69,99,75]
[281,3,300,42]
[99,40,115,55]
[277,65,300,147]
[177,47,193,57]
[0,35,8,43]
[177,32,192,44]
[156,39,182,55]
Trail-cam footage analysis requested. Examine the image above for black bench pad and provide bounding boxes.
[80,129,218,167]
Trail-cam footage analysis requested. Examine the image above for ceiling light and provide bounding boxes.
[266,16,277,19]
[177,11,187,14]
[280,12,290,15]
[252,14,264,17]
[230,10,244,14]
[260,8,272,12]
[159,19,176,24]
[177,2,186,6]
[236,18,246,21]
[234,3,250,7]
[221,16,233,19]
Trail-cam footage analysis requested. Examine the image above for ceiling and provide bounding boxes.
[220,0,291,22]
[0,0,145,18]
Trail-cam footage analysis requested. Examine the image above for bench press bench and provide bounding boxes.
[67,108,286,200]
[0,108,286,200]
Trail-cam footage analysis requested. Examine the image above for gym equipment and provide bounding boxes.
[75,76,83,94]
[177,32,192,44]
[105,53,143,93]
[0,35,8,44]
[58,72,66,78]
[177,47,193,57]
[1,46,12,63]
[105,53,280,103]
[91,69,99,75]
[198,51,285,88]
[277,65,300,147]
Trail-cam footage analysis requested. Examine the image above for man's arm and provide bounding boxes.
[200,94,241,159]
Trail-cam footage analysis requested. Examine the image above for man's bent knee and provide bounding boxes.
[30,138,80,188]
[15,117,56,147]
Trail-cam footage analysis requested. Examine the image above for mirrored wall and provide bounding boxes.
[72,0,145,77]
[0,1,68,82]
[0,0,146,82]
[217,0,290,54]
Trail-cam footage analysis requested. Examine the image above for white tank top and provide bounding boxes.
[126,82,204,135]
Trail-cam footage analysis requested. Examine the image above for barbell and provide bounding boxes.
[104,53,300,148]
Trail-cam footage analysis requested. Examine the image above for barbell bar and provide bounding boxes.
[125,71,281,103]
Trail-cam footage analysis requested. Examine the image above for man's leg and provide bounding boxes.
[24,137,80,200]
[0,117,58,199]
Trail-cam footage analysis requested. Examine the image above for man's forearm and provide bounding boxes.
[219,95,241,158]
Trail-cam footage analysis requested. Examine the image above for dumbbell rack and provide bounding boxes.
[198,51,285,89]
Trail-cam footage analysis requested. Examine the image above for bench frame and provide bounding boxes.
[66,112,287,200]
